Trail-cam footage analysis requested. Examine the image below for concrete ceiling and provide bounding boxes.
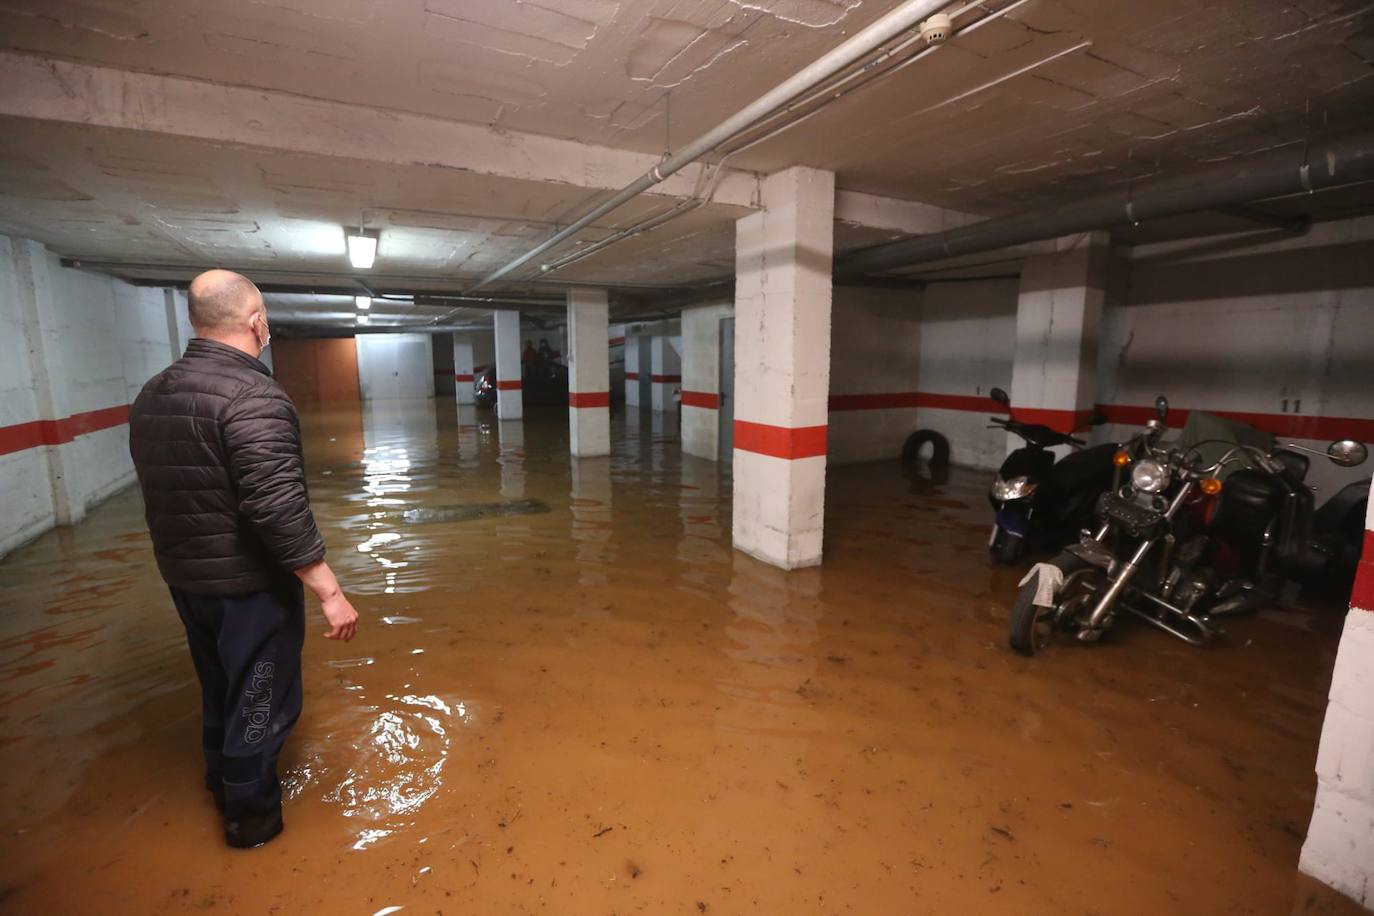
[1,0,1373,327]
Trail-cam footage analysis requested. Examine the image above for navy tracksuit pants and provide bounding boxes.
[170,580,305,819]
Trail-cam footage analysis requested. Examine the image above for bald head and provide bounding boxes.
[188,269,263,334]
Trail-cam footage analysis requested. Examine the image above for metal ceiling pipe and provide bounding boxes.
[466,0,952,292]
[837,130,1374,276]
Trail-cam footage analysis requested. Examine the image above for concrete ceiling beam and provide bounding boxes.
[0,51,761,211]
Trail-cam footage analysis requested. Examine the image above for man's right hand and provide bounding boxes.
[321,592,359,642]
[295,559,359,642]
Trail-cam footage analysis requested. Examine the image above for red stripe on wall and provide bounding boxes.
[651,374,681,384]
[608,337,626,347]
[830,391,1007,413]
[0,404,132,457]
[624,372,639,381]
[455,373,475,382]
[568,391,611,408]
[1351,530,1374,612]
[1095,404,1374,443]
[682,390,721,410]
[496,380,523,391]
[734,420,827,460]
[830,389,1374,441]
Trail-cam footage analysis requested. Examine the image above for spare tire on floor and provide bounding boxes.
[901,429,950,467]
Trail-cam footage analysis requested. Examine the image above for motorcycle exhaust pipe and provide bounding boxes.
[1122,604,1212,647]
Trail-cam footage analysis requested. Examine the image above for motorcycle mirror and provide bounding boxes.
[989,387,1010,407]
[1154,395,1169,422]
[1327,439,1369,468]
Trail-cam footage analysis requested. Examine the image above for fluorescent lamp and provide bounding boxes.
[357,314,370,325]
[346,231,378,269]
[355,295,372,310]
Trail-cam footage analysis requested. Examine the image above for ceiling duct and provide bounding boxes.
[837,130,1374,276]
[466,0,955,292]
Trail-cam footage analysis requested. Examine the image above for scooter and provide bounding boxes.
[986,387,1117,563]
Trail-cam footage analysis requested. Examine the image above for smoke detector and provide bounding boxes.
[919,12,952,45]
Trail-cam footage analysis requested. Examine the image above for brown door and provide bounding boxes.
[272,338,361,403]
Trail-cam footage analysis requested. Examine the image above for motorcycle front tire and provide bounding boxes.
[1008,552,1091,656]
[994,530,1025,564]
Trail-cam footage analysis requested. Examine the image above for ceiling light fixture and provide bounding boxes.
[357,313,370,325]
[355,295,372,310]
[346,229,379,269]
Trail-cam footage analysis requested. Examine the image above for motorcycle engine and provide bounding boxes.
[1172,568,1218,612]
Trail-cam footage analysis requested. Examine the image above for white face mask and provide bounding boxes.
[253,314,271,353]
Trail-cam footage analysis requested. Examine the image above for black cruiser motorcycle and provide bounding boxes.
[1008,396,1368,655]
[985,387,1118,563]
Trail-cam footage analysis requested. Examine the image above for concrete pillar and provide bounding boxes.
[453,335,475,406]
[1301,496,1374,908]
[650,335,681,412]
[624,334,640,408]
[731,166,835,570]
[11,238,84,526]
[492,310,523,421]
[566,289,611,457]
[681,304,731,460]
[1008,232,1109,435]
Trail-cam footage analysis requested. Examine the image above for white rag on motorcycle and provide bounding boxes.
[1019,562,1065,608]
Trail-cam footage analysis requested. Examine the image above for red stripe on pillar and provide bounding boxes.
[651,374,681,383]
[624,372,639,381]
[568,391,611,408]
[734,420,827,460]
[681,391,720,410]
[1351,530,1374,612]
[0,404,132,457]
[496,380,523,391]
[455,373,475,382]
[608,337,625,347]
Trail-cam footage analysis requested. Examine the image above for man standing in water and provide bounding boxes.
[129,269,359,848]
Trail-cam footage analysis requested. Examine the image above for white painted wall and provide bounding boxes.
[356,333,435,400]
[1105,217,1374,495]
[824,278,1016,469]
[828,286,921,465]
[0,235,54,554]
[1,235,177,556]
[915,279,1019,469]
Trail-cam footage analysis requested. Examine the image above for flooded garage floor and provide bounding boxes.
[0,399,1362,915]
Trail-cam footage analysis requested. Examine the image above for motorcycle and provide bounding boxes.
[985,387,1117,563]
[1007,395,1368,655]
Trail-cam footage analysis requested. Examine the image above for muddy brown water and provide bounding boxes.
[0,399,1361,915]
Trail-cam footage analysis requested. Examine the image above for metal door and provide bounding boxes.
[718,318,735,460]
[638,337,653,408]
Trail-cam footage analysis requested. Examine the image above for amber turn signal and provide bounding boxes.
[1113,450,1131,467]
[1199,478,1223,495]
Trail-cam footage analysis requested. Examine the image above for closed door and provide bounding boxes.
[358,334,436,400]
[718,318,735,460]
[638,337,653,407]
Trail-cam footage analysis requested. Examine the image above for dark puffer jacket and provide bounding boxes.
[129,338,326,595]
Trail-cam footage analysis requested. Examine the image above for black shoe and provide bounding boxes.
[224,807,283,849]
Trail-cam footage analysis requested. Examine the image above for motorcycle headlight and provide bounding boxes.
[1130,458,1171,493]
[991,475,1038,500]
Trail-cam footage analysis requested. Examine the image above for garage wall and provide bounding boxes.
[827,286,922,465]
[1,234,177,556]
[912,278,1019,470]
[825,279,1017,468]
[1104,217,1374,494]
